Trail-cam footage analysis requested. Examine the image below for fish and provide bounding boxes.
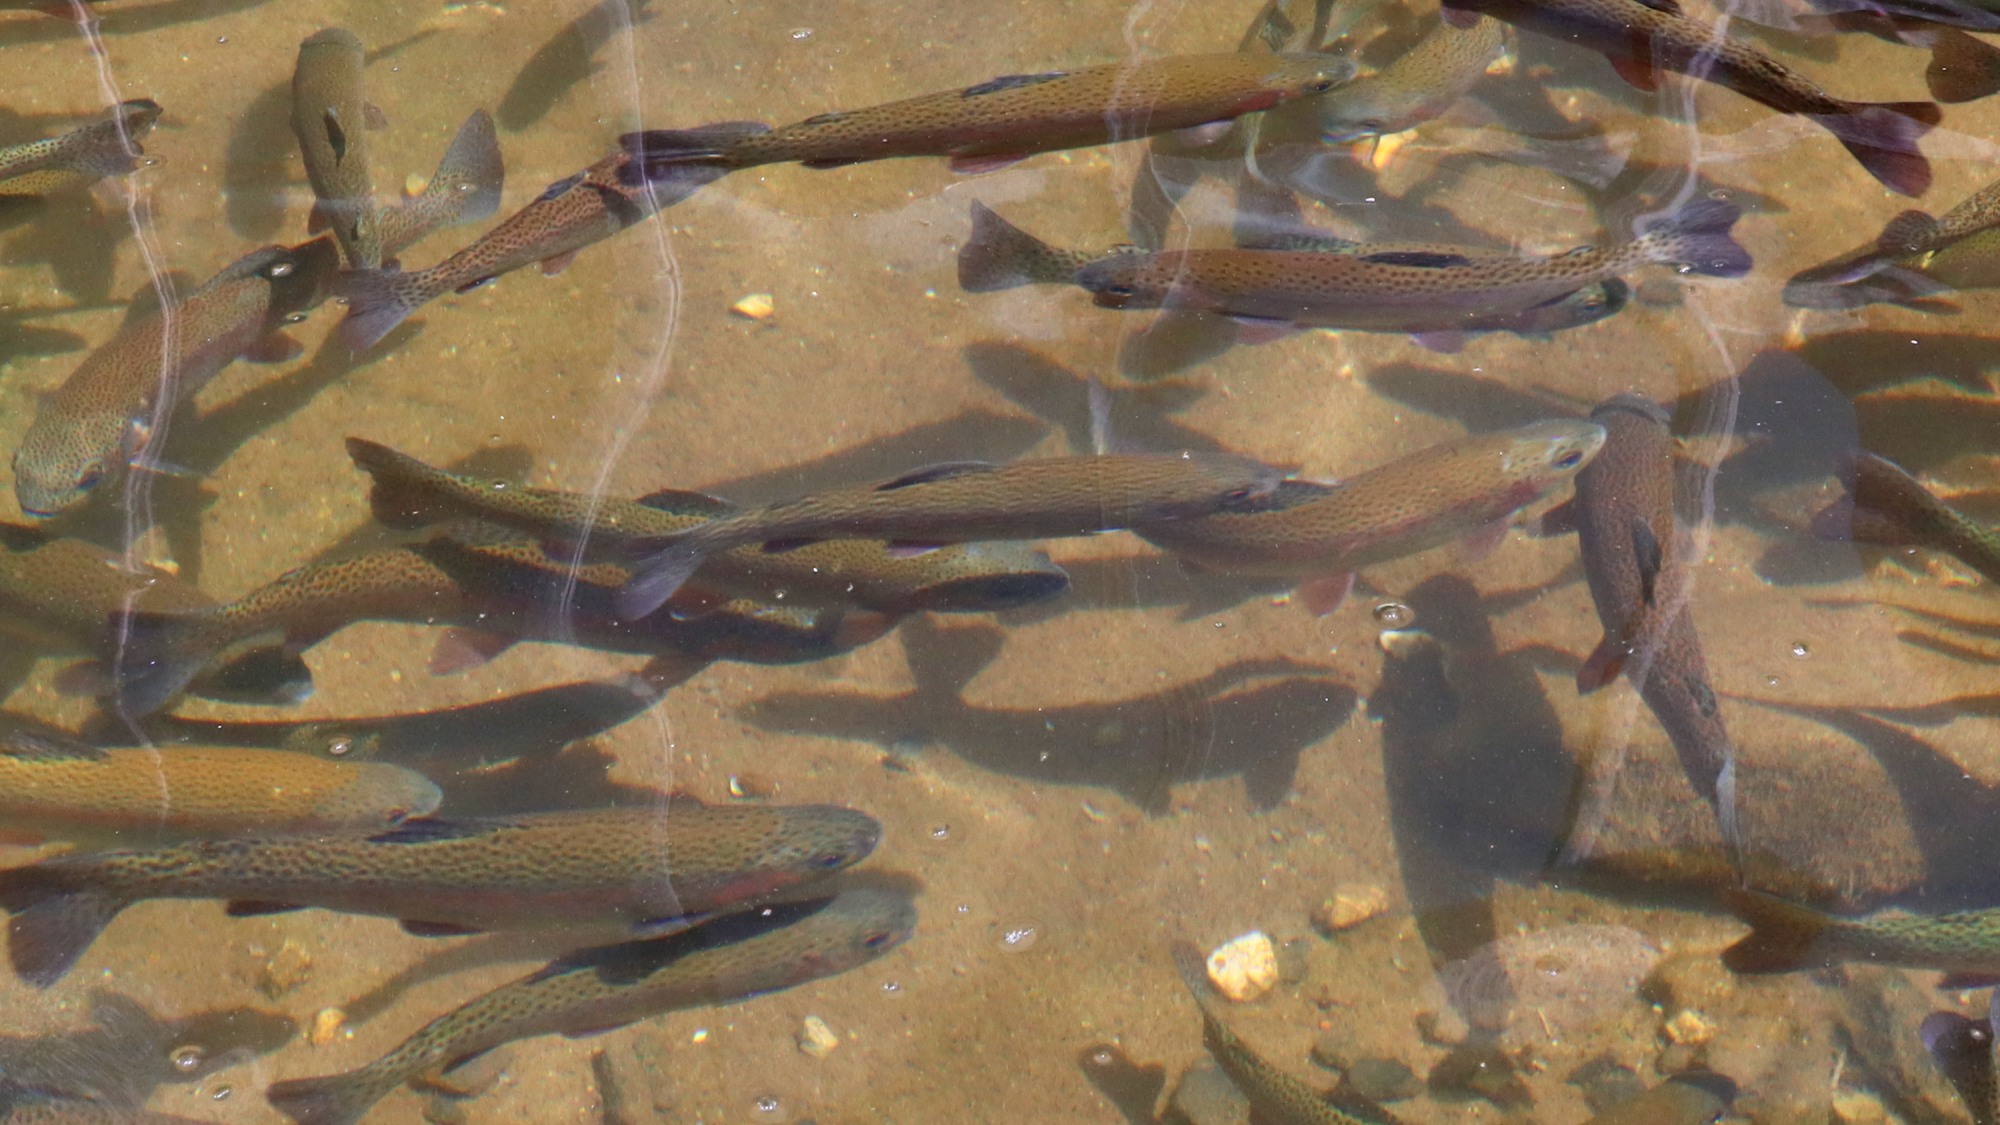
[0,100,160,197]
[1722,889,2000,975]
[335,148,714,350]
[12,237,342,517]
[615,452,1288,618]
[0,990,294,1111]
[264,888,914,1125]
[1436,0,1939,195]
[0,523,312,705]
[1544,394,1740,863]
[1137,420,1606,614]
[1812,451,2000,584]
[1927,28,2000,103]
[0,1094,223,1123]
[1785,174,2000,308]
[0,801,883,987]
[99,523,900,717]
[1582,1073,1738,1125]
[1922,990,2000,1125]
[0,727,440,847]
[1170,941,1406,1125]
[372,109,506,261]
[291,29,382,268]
[342,436,1071,614]
[958,200,1738,348]
[1260,15,1510,145]
[618,53,1355,177]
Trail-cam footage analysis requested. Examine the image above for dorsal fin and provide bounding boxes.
[0,730,107,762]
[635,488,735,516]
[962,72,1066,98]
[1360,249,1475,268]
[873,461,998,491]
[366,817,496,845]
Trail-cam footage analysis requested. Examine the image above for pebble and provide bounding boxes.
[1310,1031,1352,1072]
[1664,1009,1714,1046]
[1312,885,1390,934]
[1832,1090,1890,1125]
[1568,1056,1646,1114]
[306,1008,346,1048]
[1346,1057,1423,1103]
[731,293,775,320]
[403,172,428,200]
[258,939,313,999]
[1417,1006,1471,1046]
[1206,932,1279,1002]
[797,1015,840,1059]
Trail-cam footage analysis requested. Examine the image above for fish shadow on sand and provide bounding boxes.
[1,190,126,303]
[1077,1043,1172,1125]
[1789,329,2000,399]
[740,615,1354,812]
[0,0,279,45]
[497,0,654,132]
[1365,363,1589,433]
[1000,551,1291,624]
[694,408,1051,507]
[0,306,87,368]
[0,990,294,1109]
[961,341,1226,456]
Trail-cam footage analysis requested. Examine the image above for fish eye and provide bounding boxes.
[75,464,105,491]
[1554,450,1584,470]
[1310,76,1338,92]
[863,930,897,950]
[812,850,848,868]
[1102,284,1136,298]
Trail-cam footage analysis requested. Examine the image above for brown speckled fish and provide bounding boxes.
[0,100,160,197]
[617,452,1286,618]
[1922,991,2000,1125]
[1139,420,1604,614]
[102,523,897,717]
[0,728,440,847]
[13,237,341,517]
[291,29,382,268]
[1812,451,2000,584]
[343,436,1070,613]
[337,149,716,350]
[1722,888,2000,974]
[370,110,506,260]
[1265,15,1509,144]
[1437,0,1939,195]
[1547,394,1740,860]
[265,888,914,1125]
[0,1098,223,1125]
[619,53,1354,176]
[960,201,1732,346]
[0,801,882,988]
[1788,172,2000,309]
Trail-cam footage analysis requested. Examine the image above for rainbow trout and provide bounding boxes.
[616,452,1286,618]
[1261,16,1509,145]
[336,148,714,350]
[101,523,899,717]
[1584,1073,1738,1125]
[13,237,342,517]
[0,100,160,196]
[1436,0,1939,195]
[0,728,440,847]
[619,53,1354,177]
[1171,942,1407,1125]
[1812,451,2000,584]
[0,523,311,705]
[265,888,914,1125]
[0,802,882,987]
[1546,395,1740,862]
[344,437,1070,614]
[959,200,1739,343]
[1922,991,2000,1125]
[0,1098,220,1125]
[371,110,506,259]
[1787,176,2000,309]
[1138,420,1605,614]
[1723,888,2000,975]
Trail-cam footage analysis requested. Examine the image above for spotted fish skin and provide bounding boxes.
[12,238,342,517]
[343,437,1069,613]
[1921,991,2000,1125]
[0,802,884,988]
[0,1098,222,1125]
[617,452,1287,618]
[1271,15,1508,143]
[0,100,161,196]
[1785,178,2000,308]
[101,523,896,717]
[265,889,914,1125]
[1439,0,1939,195]
[372,109,507,261]
[619,53,1353,174]
[1723,889,2000,974]
[1813,451,2000,584]
[0,728,440,847]
[291,29,381,268]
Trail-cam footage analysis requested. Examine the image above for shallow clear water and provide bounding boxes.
[4,0,2000,1122]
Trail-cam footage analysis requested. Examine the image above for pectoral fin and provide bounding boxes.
[1297,572,1355,617]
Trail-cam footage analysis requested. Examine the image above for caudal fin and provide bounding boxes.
[1718,889,1837,974]
[615,539,707,621]
[344,436,451,529]
[267,1069,397,1125]
[0,864,124,988]
[1812,101,1940,198]
[375,109,507,259]
[337,266,439,351]
[1929,29,2000,104]
[618,122,769,176]
[1636,199,1751,278]
[101,608,228,718]
[957,202,1091,291]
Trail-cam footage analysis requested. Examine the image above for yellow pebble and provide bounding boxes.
[731,293,775,320]
[307,1007,346,1047]
[1664,1009,1714,1045]
[797,1015,840,1059]
[1314,884,1391,931]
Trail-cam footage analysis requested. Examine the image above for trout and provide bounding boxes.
[265,888,914,1125]
[1812,451,2000,585]
[619,53,1354,176]
[0,728,440,847]
[1436,0,1939,195]
[1922,990,2000,1125]
[13,238,342,517]
[291,29,381,268]
[0,100,160,196]
[1267,16,1509,144]
[101,523,899,717]
[0,802,882,987]
[370,110,506,259]
[616,452,1286,618]
[1723,888,2000,975]
[1138,420,1606,614]
[343,436,1070,614]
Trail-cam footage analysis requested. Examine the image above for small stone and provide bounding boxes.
[1346,1058,1422,1103]
[1833,1090,1889,1125]
[731,293,775,320]
[1568,1056,1646,1114]
[404,172,428,200]
[1312,885,1389,934]
[1310,1031,1353,1072]
[306,1008,346,1048]
[1206,932,1279,1002]
[1664,1009,1714,1046]
[258,939,313,999]
[797,1015,839,1059]
[1417,1006,1471,1046]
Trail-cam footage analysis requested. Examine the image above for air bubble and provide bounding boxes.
[881,980,904,997]
[1765,675,1781,687]
[929,824,950,841]
[1373,602,1414,628]
[1790,642,1809,658]
[790,27,814,39]
[998,924,1040,953]
[170,1045,205,1072]
[755,1095,781,1115]
[209,1085,231,1102]
[326,736,352,757]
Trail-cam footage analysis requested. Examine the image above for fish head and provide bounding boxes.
[1073,254,1173,309]
[1268,53,1361,100]
[758,805,884,879]
[1498,419,1607,493]
[12,410,134,517]
[793,888,918,980]
[114,99,165,138]
[312,762,445,828]
[1198,452,1290,509]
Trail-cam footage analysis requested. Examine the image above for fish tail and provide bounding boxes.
[617,122,769,175]
[336,265,444,351]
[1811,102,1940,198]
[102,608,229,718]
[423,108,506,228]
[1719,889,1837,973]
[957,202,1079,291]
[344,436,452,530]
[616,537,708,621]
[0,864,123,988]
[266,1068,399,1125]
[1636,199,1751,278]
[1928,29,2000,104]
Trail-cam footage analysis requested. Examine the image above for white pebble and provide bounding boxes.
[796,1015,839,1059]
[1206,931,1279,1002]
[731,293,775,320]
[1314,885,1390,932]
